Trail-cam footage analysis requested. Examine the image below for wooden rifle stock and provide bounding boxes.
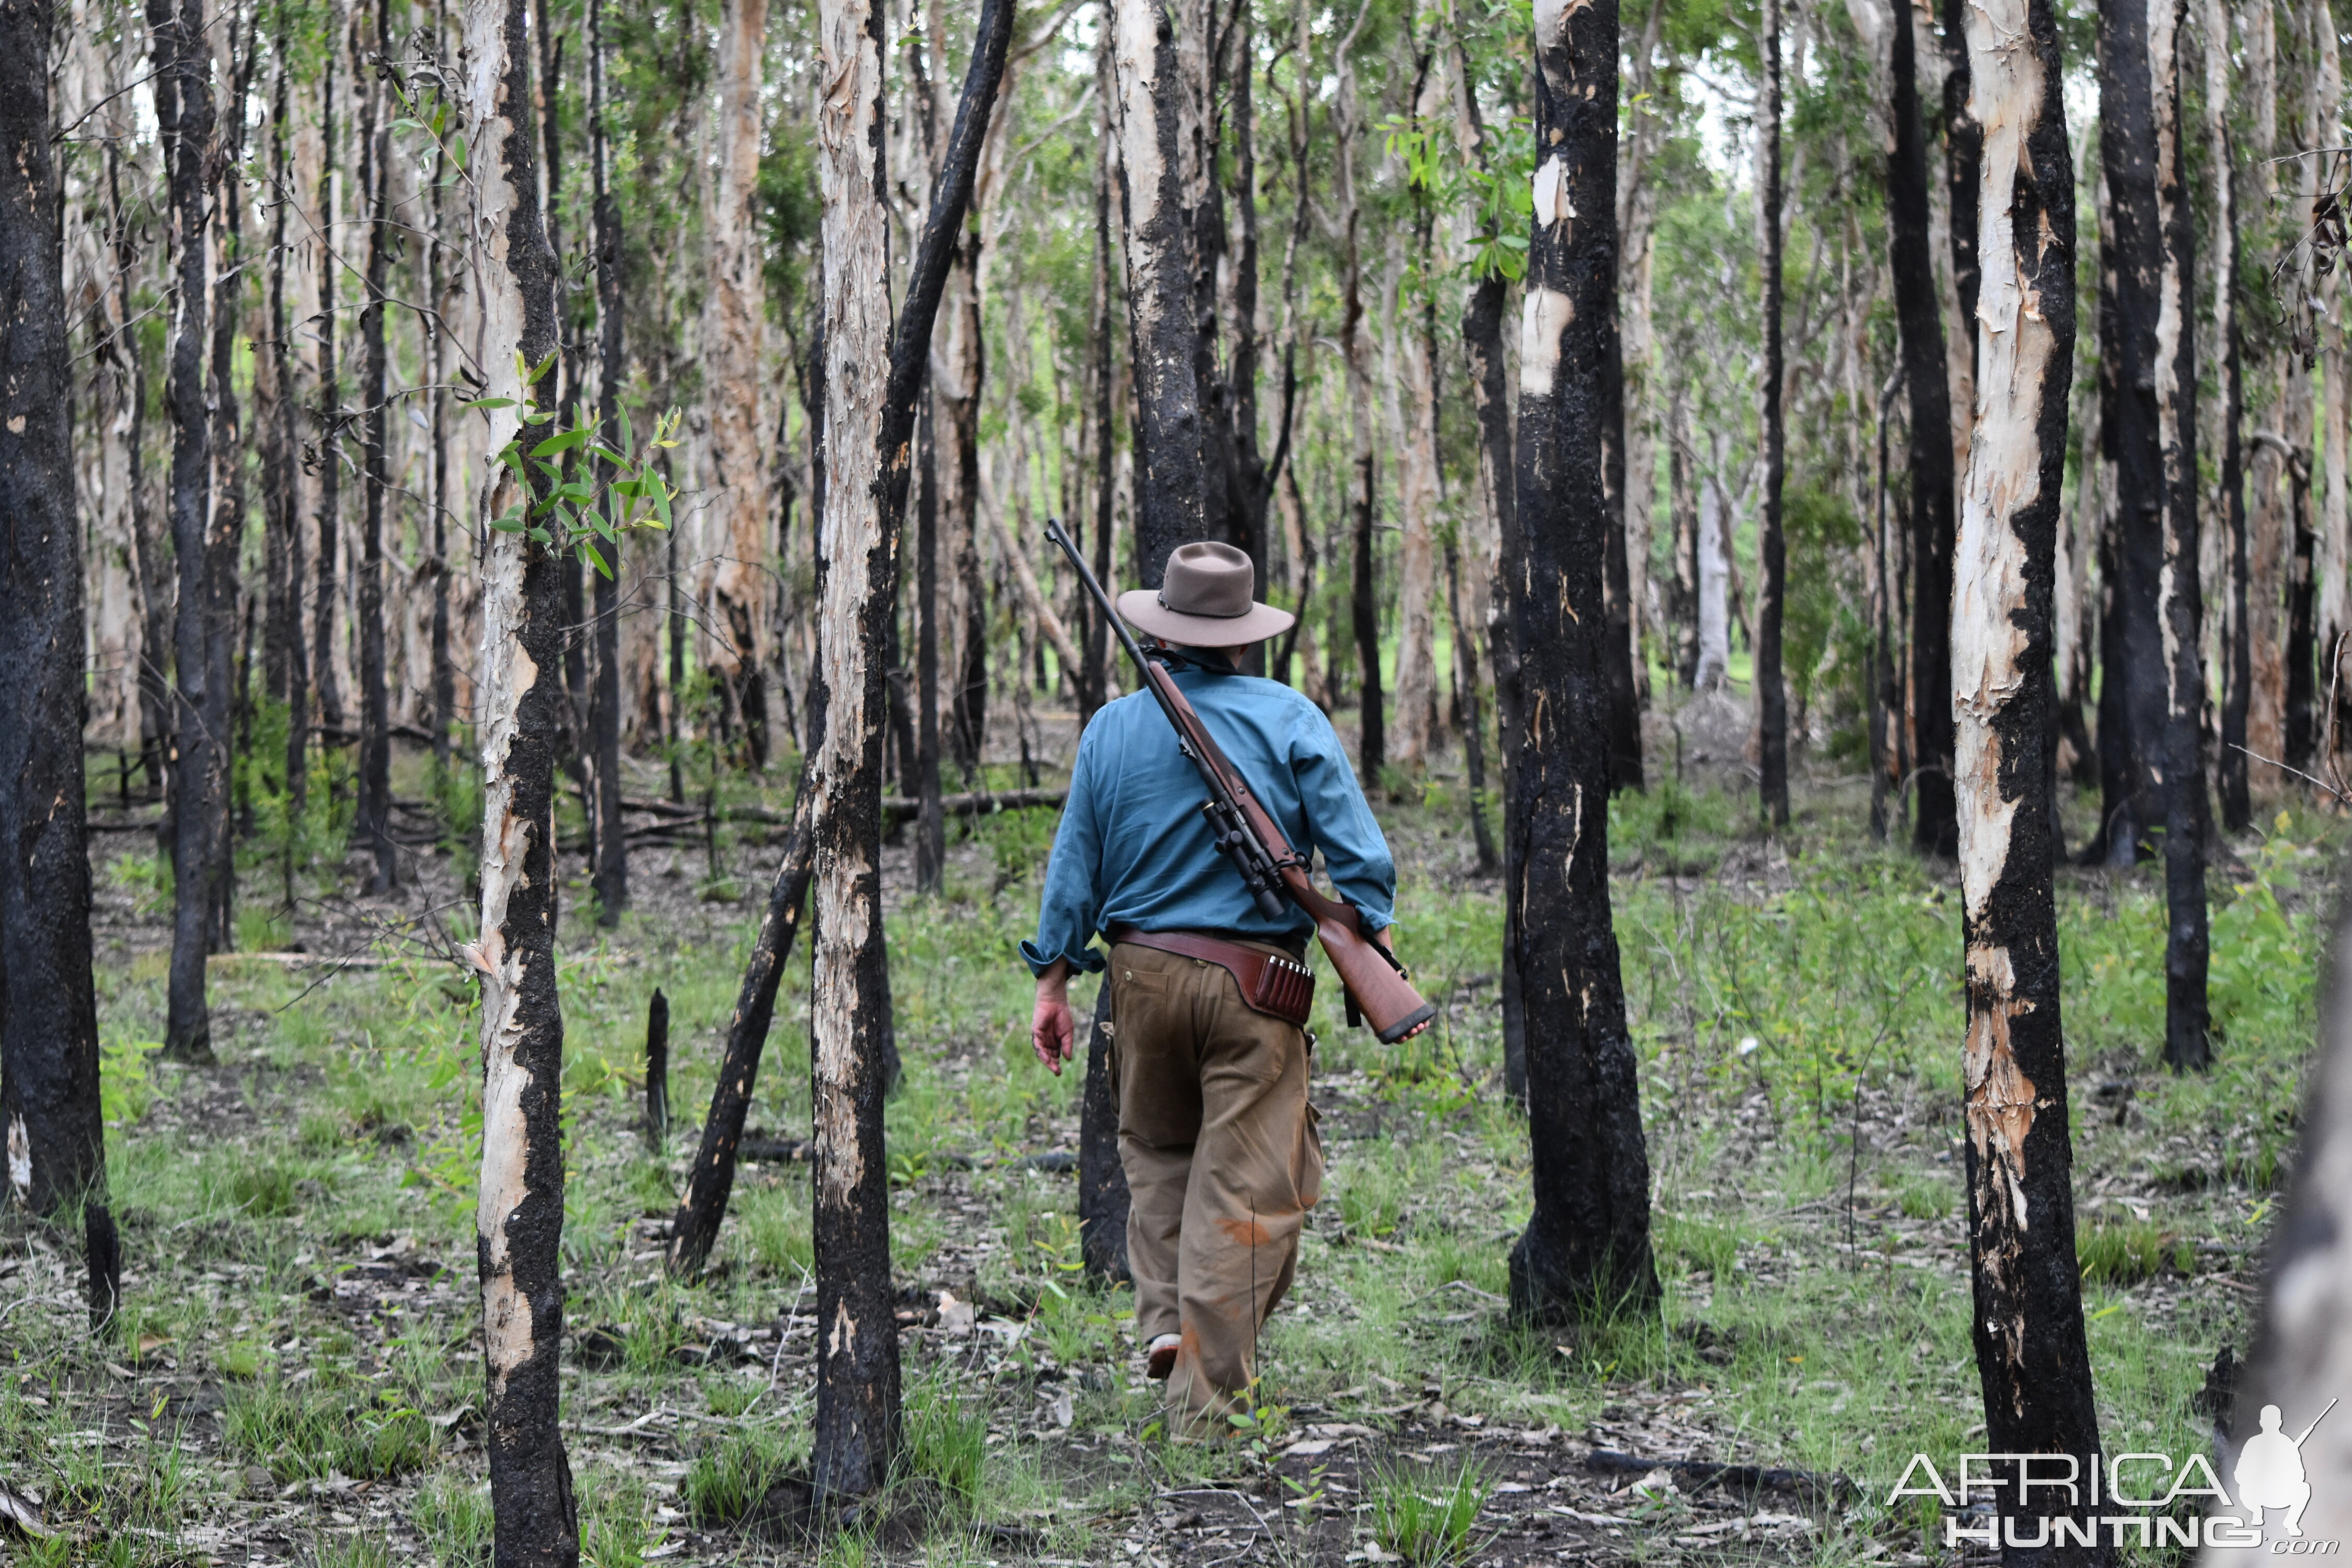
[1140,664,1436,1044]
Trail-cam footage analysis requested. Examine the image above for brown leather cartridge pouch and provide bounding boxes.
[1106,925,1316,1027]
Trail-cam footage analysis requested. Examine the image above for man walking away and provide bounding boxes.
[1024,541,1401,1430]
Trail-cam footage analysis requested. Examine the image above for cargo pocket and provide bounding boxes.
[1298,1099,1325,1210]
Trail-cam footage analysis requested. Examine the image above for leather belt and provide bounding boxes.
[1107,925,1315,1028]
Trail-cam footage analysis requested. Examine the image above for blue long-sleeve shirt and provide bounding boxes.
[1021,662,1397,977]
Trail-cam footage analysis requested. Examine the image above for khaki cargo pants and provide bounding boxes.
[1109,938,1324,1431]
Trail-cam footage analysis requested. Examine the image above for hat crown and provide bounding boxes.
[1158,541,1254,619]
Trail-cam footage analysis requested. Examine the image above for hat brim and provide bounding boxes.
[1116,589,1296,648]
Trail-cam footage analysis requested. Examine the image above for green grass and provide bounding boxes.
[1369,1454,1491,1564]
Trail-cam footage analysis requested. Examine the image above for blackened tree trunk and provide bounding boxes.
[1112,0,1212,586]
[1755,0,1790,828]
[1083,51,1117,720]
[666,767,814,1278]
[807,0,1010,1501]
[153,0,221,1065]
[915,402,946,893]
[590,0,627,921]
[2095,0,2171,870]
[1334,6,1382,776]
[1888,0,1958,854]
[1076,982,1129,1279]
[459,0,578,1553]
[206,30,250,950]
[1506,0,1659,1324]
[2287,448,2319,770]
[315,25,343,738]
[0,0,109,1252]
[1947,0,2108,1552]
[358,1,396,895]
[2208,0,2252,836]
[1445,532,1500,873]
[2151,0,2209,1071]
[267,26,308,823]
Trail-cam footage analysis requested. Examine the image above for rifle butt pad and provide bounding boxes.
[1375,1001,1437,1044]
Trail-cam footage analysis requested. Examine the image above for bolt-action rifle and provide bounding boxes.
[1046,519,1436,1044]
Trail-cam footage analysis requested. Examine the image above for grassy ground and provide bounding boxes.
[0,737,2327,1566]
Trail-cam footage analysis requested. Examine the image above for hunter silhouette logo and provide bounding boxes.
[1888,1401,2342,1554]
[2235,1400,2334,1539]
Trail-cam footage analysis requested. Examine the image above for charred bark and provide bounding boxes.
[666,769,815,1278]
[1506,0,1659,1323]
[590,0,627,921]
[1889,0,1958,854]
[1755,0,1790,827]
[358,3,396,895]
[314,26,343,739]
[1947,0,2109,1552]
[153,0,222,1065]
[2207,0,2251,836]
[266,23,308,822]
[915,401,946,893]
[1077,982,1130,1280]
[806,0,1012,1501]
[643,988,670,1152]
[0,0,108,1244]
[1113,0,1212,585]
[459,0,579,1553]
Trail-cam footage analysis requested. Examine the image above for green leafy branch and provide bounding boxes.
[463,352,681,578]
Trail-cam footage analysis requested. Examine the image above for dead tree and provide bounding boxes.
[1948,0,2110,1552]
[0,0,112,1280]
[1506,0,1659,1324]
[806,0,1012,1501]
[152,0,223,1064]
[457,0,579,1553]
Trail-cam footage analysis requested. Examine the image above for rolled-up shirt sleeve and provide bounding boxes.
[1021,733,1109,975]
[1290,707,1396,931]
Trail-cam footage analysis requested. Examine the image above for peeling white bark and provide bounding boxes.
[6,1114,28,1204]
[1110,0,1171,349]
[1519,288,1574,398]
[705,0,770,680]
[1696,471,1730,690]
[812,0,890,1215]
[458,0,544,1401]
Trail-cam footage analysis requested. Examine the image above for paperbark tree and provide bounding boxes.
[457,0,578,1551]
[1507,0,1659,1324]
[1887,0,1956,852]
[806,0,1010,1498]
[2150,0,2209,1073]
[358,0,396,895]
[1755,0,1790,828]
[706,0,773,767]
[315,17,343,738]
[1949,0,2109,1550]
[1114,0,1212,586]
[2207,0,2252,835]
[1,0,109,1254]
[153,0,223,1065]
[590,0,627,921]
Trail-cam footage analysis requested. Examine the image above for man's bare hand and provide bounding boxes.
[1032,961,1075,1075]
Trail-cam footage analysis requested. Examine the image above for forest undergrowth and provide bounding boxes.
[0,746,2325,1567]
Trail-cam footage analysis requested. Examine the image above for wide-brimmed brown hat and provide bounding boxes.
[1116,541,1295,647]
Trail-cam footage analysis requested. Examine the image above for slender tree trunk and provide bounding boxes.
[267,27,308,824]
[1888,0,1957,851]
[315,21,343,738]
[667,768,814,1277]
[261,36,293,712]
[1507,0,1659,1323]
[358,3,396,895]
[1112,0,1212,585]
[707,0,773,768]
[458,0,578,1551]
[429,140,454,786]
[1755,0,1790,827]
[807,0,1010,1499]
[915,402,946,892]
[1,0,109,1247]
[1445,531,1498,874]
[108,143,171,812]
[535,0,593,862]
[1334,4,1382,776]
[153,0,220,1065]
[2289,448,2320,769]
[1085,51,1118,718]
[590,0,627,921]
[2207,0,2251,833]
[2150,0,2210,1070]
[206,23,249,953]
[1949,0,2109,1550]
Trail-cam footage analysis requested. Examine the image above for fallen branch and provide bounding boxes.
[1583,1449,1855,1507]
